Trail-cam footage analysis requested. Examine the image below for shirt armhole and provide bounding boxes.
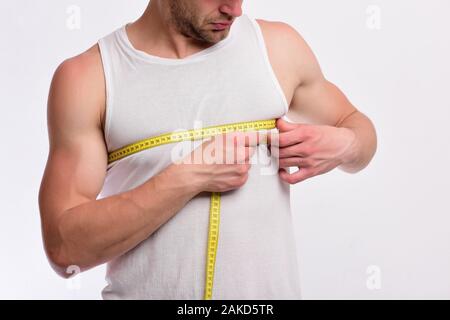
[247,16,290,115]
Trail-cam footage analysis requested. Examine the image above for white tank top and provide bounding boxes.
[97,14,302,299]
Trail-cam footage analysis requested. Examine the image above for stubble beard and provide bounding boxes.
[168,0,230,44]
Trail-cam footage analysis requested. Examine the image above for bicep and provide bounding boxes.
[282,26,357,126]
[289,78,358,126]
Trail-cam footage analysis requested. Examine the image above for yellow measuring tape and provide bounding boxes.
[108,119,277,299]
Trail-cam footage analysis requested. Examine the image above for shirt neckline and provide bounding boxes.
[117,18,238,65]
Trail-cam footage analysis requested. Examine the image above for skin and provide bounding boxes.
[39,0,377,278]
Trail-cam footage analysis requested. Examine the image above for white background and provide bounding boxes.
[1,0,449,299]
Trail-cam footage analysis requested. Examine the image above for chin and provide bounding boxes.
[207,30,229,43]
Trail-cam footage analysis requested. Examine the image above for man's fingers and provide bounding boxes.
[268,129,308,148]
[276,118,300,132]
[279,167,315,184]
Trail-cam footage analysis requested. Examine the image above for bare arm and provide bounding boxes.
[258,20,377,174]
[285,23,377,173]
[38,46,200,278]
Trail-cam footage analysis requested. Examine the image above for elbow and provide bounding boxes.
[339,146,377,174]
[46,250,74,279]
[42,220,84,279]
[45,229,94,280]
[46,245,83,279]
[44,214,96,279]
[42,212,104,278]
[339,121,378,174]
[45,239,103,279]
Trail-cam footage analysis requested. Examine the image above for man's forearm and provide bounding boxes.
[336,111,377,173]
[54,164,199,276]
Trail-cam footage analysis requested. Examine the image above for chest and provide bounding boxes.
[102,57,288,153]
[100,57,297,128]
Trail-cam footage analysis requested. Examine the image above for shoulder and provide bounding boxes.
[53,45,103,84]
[255,19,308,57]
[254,19,312,57]
[254,19,324,86]
[49,44,106,130]
[255,19,302,44]
[52,44,104,96]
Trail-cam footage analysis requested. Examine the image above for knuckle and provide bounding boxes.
[293,144,304,156]
[301,126,313,138]
[301,158,313,167]
[302,145,313,156]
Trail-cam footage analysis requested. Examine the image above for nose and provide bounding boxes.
[219,0,243,18]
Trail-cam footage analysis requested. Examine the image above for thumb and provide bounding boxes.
[276,118,299,132]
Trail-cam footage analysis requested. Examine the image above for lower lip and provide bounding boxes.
[212,23,230,31]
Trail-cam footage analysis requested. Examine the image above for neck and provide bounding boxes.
[126,1,213,59]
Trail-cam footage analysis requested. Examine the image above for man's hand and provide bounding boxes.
[268,118,357,184]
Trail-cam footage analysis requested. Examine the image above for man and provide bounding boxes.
[39,0,377,299]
